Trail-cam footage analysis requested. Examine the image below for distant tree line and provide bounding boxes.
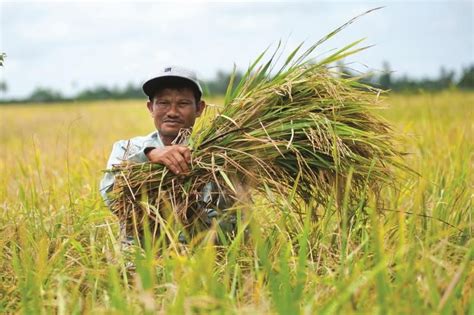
[341,62,474,92]
[0,62,473,104]
[0,71,244,103]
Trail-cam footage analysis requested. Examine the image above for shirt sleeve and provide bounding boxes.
[99,140,125,205]
[99,140,152,206]
[127,147,151,163]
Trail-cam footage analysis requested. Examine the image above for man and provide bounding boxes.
[100,66,235,244]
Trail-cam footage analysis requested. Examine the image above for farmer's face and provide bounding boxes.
[147,88,205,145]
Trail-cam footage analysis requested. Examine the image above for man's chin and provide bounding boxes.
[159,128,181,139]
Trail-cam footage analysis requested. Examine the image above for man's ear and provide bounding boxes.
[196,100,206,117]
[146,100,153,114]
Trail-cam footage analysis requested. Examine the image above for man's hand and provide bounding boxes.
[145,145,191,175]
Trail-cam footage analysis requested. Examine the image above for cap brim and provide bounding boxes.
[142,76,202,98]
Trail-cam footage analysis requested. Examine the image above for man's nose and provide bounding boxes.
[166,103,180,116]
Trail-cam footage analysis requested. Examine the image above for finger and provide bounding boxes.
[162,157,180,175]
[183,148,192,163]
[173,145,191,166]
[168,154,187,175]
[172,151,189,173]
[177,146,192,163]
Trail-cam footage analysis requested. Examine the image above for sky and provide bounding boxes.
[0,0,473,99]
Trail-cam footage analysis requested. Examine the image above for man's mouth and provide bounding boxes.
[164,120,183,125]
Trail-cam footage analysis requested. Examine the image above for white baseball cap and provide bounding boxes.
[142,65,203,99]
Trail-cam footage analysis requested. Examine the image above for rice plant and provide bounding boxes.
[108,12,410,240]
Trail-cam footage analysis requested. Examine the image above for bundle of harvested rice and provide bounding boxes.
[107,13,408,231]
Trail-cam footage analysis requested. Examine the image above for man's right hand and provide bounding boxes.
[145,145,191,175]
